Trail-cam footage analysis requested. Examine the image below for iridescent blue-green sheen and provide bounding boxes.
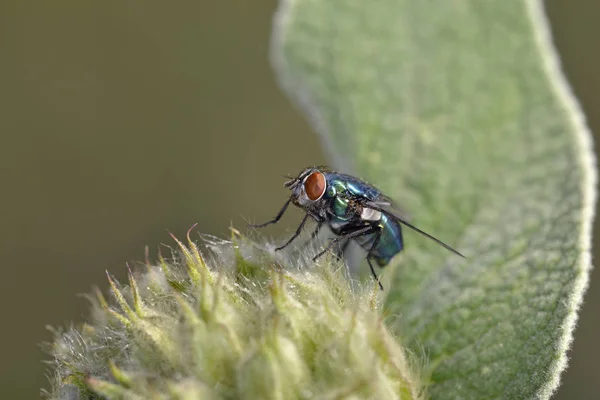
[332,197,349,219]
[355,214,403,266]
[322,173,404,266]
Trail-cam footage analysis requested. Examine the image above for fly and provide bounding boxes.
[251,166,465,290]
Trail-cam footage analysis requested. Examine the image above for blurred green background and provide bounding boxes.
[0,1,597,398]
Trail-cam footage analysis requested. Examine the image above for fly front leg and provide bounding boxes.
[309,222,323,241]
[249,198,291,228]
[299,221,323,250]
[275,212,310,251]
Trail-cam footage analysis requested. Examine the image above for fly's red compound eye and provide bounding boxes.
[304,171,326,201]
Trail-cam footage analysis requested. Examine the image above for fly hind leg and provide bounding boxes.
[366,226,384,291]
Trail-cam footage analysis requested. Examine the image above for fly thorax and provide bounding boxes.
[360,207,382,221]
[332,197,350,219]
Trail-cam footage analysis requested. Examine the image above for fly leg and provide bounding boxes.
[313,225,374,261]
[275,212,310,251]
[309,222,323,241]
[334,238,353,283]
[249,198,291,228]
[366,226,384,291]
[300,221,323,249]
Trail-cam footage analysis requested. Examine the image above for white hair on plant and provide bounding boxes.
[43,230,425,400]
[525,1,597,398]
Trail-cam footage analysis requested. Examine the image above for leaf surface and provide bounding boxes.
[271,1,596,398]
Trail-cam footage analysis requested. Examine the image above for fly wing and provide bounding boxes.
[364,200,465,258]
[330,172,412,220]
[366,194,412,222]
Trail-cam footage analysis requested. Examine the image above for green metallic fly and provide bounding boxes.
[252,166,464,289]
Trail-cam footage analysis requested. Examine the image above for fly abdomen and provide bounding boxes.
[354,215,404,267]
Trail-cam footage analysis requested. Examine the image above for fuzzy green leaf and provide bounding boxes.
[271,0,596,399]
